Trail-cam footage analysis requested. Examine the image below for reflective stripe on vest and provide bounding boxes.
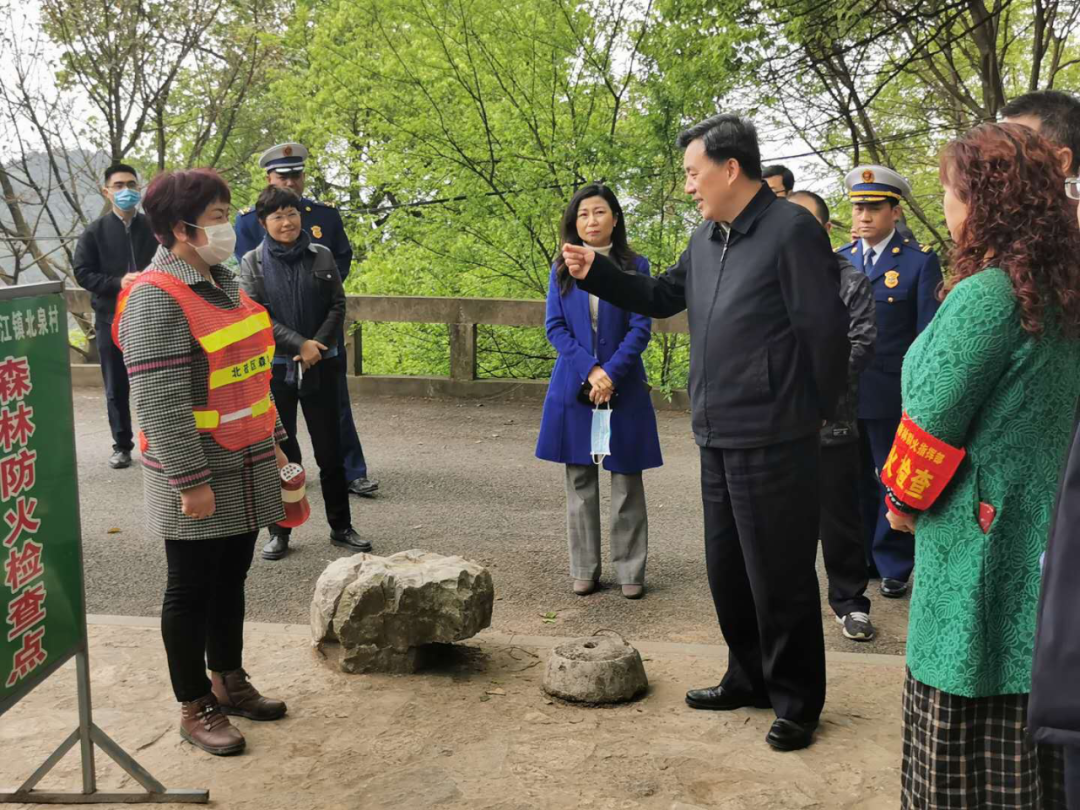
[197,311,272,354]
[192,393,273,431]
[208,347,276,390]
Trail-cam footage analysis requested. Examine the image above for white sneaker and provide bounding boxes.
[837,612,876,641]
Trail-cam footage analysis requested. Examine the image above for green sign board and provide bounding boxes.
[0,283,85,710]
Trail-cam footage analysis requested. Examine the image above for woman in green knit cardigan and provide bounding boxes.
[883,123,1080,808]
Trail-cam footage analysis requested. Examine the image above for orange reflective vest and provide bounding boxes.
[113,271,277,451]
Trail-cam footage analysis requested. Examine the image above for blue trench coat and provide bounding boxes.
[535,257,663,474]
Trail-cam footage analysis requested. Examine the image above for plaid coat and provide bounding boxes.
[118,245,286,541]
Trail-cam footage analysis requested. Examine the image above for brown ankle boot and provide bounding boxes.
[180,693,246,756]
[211,668,287,721]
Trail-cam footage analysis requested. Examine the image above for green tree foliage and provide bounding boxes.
[265,0,700,384]
[17,0,1080,385]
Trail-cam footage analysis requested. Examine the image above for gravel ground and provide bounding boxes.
[73,389,910,655]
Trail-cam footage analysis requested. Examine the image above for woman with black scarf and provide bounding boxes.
[239,185,369,560]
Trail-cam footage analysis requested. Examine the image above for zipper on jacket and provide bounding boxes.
[700,228,730,442]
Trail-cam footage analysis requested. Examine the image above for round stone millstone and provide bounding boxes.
[542,634,648,704]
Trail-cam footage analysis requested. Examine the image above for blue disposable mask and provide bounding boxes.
[591,405,612,465]
[113,188,141,211]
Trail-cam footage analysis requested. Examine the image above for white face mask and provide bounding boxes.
[591,404,612,465]
[184,221,236,265]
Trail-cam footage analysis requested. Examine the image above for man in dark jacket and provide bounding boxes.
[790,191,877,643]
[73,163,158,469]
[563,114,849,751]
[1026,91,1080,800]
[1030,409,1080,806]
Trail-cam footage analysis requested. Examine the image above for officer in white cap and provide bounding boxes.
[235,143,354,280]
[836,165,942,600]
[234,142,380,499]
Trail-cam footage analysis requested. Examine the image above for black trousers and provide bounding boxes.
[162,533,256,702]
[1067,746,1080,809]
[96,317,133,453]
[270,357,351,535]
[701,434,826,724]
[819,442,871,617]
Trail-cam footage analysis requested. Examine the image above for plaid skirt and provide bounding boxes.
[901,671,1067,809]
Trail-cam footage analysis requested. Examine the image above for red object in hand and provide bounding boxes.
[277,463,311,528]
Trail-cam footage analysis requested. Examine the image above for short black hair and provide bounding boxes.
[255,185,302,221]
[104,163,138,183]
[676,114,763,180]
[788,190,829,225]
[763,165,795,191]
[1001,90,1080,174]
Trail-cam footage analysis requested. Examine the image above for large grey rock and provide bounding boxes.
[310,554,370,643]
[543,634,648,704]
[310,549,494,673]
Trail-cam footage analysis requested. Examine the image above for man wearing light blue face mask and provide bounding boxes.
[74,163,158,469]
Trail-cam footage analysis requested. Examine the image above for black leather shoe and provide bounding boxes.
[330,528,372,553]
[262,534,289,561]
[347,477,380,497]
[766,718,818,751]
[881,577,909,598]
[685,685,771,711]
[108,450,132,469]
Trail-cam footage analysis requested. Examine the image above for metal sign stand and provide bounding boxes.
[1,645,207,804]
[0,282,207,804]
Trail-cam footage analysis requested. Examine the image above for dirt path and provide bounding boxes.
[1,622,905,809]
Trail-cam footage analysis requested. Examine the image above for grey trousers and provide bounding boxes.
[565,464,648,584]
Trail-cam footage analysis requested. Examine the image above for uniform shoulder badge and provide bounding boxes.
[922,244,932,253]
[239,206,252,215]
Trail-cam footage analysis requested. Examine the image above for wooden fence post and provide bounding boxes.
[449,323,476,381]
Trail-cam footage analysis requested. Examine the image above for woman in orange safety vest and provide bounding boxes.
[115,168,288,757]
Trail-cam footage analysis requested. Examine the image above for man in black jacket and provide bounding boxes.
[1030,410,1080,807]
[563,114,849,751]
[73,164,158,468]
[790,190,877,644]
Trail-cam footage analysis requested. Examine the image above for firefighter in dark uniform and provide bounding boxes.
[837,165,942,598]
[234,142,379,496]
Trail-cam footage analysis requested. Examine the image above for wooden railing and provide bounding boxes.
[65,290,692,408]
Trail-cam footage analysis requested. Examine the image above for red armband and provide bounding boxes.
[879,413,966,511]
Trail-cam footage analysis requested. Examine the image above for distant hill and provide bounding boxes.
[0,148,111,287]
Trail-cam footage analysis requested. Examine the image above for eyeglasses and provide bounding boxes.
[1067,177,1080,201]
[265,210,302,224]
[108,181,139,191]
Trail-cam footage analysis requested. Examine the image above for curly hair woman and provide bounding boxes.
[882,123,1080,807]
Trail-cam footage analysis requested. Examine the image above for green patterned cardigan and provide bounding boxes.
[896,267,1080,697]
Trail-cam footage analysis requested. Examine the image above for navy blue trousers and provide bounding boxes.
[335,340,368,482]
[858,416,915,582]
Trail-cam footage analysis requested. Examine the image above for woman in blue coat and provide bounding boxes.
[536,184,663,599]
